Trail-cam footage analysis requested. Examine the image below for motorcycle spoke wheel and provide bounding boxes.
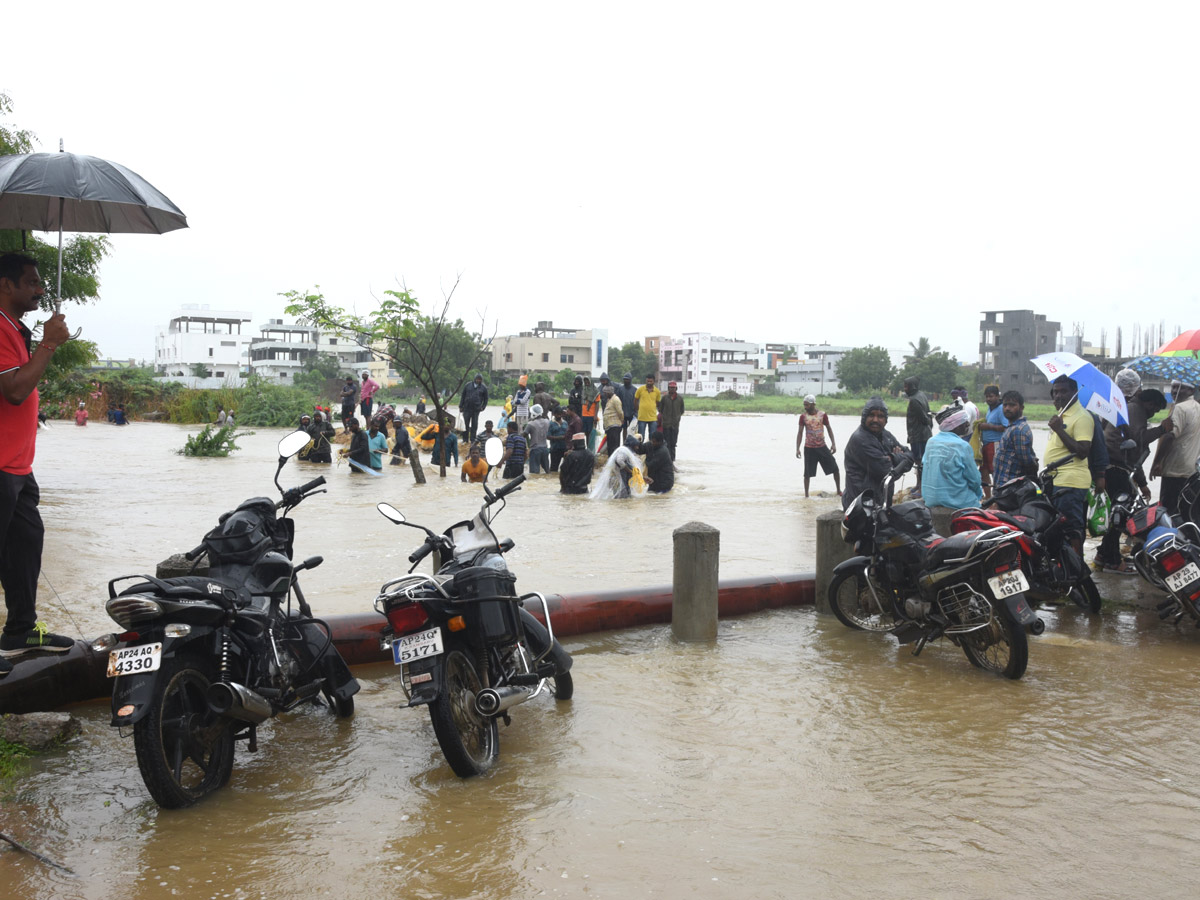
[133,656,235,808]
[960,616,1028,680]
[429,649,498,778]
[829,570,894,632]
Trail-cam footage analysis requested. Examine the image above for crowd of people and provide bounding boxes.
[286,370,681,497]
[834,371,1194,576]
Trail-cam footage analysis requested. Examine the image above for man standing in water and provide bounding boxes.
[1045,375,1093,564]
[796,394,840,497]
[0,253,76,677]
[904,377,932,492]
[339,377,356,432]
[559,433,595,494]
[360,371,381,421]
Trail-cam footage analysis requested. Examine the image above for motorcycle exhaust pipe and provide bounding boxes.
[1028,617,1046,636]
[208,681,272,724]
[475,685,530,717]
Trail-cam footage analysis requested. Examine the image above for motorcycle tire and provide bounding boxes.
[320,687,354,718]
[1071,574,1103,615]
[429,647,499,778]
[549,668,574,701]
[132,654,235,808]
[960,615,1029,680]
[828,569,894,633]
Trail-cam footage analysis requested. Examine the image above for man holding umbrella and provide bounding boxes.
[1046,375,1094,563]
[0,252,74,677]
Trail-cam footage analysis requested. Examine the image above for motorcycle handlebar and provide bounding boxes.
[409,541,435,565]
[277,475,328,509]
[492,474,525,501]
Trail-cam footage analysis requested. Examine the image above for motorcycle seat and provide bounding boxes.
[119,575,253,609]
[922,533,981,568]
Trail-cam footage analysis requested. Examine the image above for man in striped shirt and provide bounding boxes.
[992,390,1038,489]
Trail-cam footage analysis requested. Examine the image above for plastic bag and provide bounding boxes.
[1087,486,1111,537]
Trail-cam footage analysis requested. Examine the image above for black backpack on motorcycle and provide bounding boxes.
[201,497,289,566]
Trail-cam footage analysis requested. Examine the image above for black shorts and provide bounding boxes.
[804,445,839,478]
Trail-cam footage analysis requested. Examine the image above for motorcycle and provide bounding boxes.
[830,460,1043,680]
[1110,463,1200,627]
[948,459,1103,614]
[373,437,573,777]
[93,430,359,807]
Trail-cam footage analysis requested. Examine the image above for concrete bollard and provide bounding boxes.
[672,521,719,641]
[815,509,855,615]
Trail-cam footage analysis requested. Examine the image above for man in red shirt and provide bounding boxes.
[796,394,841,498]
[0,253,75,677]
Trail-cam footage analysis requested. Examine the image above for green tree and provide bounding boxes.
[607,341,657,382]
[0,92,111,306]
[835,345,896,393]
[283,278,493,478]
[294,351,343,394]
[896,351,961,397]
[190,362,213,379]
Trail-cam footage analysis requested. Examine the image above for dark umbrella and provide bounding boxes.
[0,149,187,306]
[1123,354,1200,384]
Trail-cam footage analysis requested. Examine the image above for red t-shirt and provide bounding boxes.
[0,310,38,475]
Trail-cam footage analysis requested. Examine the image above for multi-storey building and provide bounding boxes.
[657,332,768,396]
[491,322,609,379]
[154,306,254,385]
[979,310,1061,402]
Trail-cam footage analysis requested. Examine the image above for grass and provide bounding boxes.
[684,394,1060,420]
[0,737,32,779]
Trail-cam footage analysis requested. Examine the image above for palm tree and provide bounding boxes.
[904,337,941,367]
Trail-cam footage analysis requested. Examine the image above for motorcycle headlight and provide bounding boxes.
[106,595,164,629]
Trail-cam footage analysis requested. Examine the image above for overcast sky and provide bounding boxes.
[6,2,1200,365]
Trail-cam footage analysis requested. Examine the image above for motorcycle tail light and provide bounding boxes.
[448,616,466,632]
[1160,550,1187,574]
[386,603,429,635]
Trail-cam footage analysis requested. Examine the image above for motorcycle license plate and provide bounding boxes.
[987,570,1029,599]
[391,627,443,665]
[107,643,162,678]
[1165,562,1200,593]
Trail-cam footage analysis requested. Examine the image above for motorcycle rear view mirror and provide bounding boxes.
[484,436,504,468]
[377,502,406,524]
[278,430,311,460]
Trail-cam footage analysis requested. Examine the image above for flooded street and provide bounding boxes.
[4,414,1200,899]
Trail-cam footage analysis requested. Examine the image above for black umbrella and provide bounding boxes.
[0,148,187,305]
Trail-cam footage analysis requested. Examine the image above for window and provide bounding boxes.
[505,353,513,362]
[560,354,575,363]
[329,338,337,345]
[215,371,225,377]
[208,348,214,356]
[995,313,1005,324]
[542,353,550,362]
[596,338,603,364]
[220,340,236,347]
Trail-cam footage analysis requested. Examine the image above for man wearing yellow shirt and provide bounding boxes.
[634,375,662,440]
[1045,375,1093,561]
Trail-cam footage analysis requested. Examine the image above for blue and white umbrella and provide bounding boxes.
[1029,352,1128,426]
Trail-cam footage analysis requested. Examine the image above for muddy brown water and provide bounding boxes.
[3,415,1199,899]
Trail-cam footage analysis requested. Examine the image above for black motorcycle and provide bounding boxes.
[831,461,1043,680]
[94,431,359,807]
[373,439,573,777]
[948,460,1103,614]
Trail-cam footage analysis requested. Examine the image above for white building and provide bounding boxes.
[775,344,852,397]
[658,332,768,396]
[248,320,320,381]
[492,322,609,379]
[154,306,254,388]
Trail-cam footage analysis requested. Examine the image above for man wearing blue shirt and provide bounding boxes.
[977,385,1007,499]
[920,407,983,510]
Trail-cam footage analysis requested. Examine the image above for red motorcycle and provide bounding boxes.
[948,464,1102,614]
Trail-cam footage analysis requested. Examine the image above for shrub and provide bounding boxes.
[177,425,252,457]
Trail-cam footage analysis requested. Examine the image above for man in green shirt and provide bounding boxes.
[1045,375,1093,561]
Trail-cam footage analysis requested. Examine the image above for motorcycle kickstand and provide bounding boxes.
[911,621,947,657]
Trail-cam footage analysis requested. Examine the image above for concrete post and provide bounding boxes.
[815,509,854,615]
[672,521,719,641]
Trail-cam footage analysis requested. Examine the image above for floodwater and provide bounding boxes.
[4,413,1200,899]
